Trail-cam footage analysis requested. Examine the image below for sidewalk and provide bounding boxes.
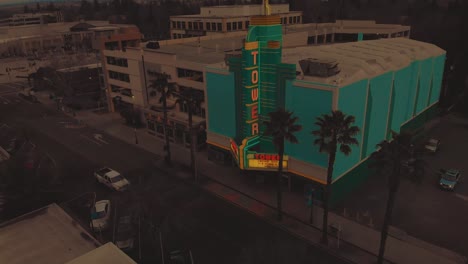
[35,94,466,264]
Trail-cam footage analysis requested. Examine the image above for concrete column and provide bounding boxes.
[407,30,411,38]
[388,33,392,38]
[323,28,327,44]
[314,30,318,45]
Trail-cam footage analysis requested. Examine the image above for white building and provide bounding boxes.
[170,4,303,39]
[0,11,64,27]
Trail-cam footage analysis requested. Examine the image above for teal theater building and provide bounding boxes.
[205,13,446,204]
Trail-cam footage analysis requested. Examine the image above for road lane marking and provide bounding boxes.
[80,134,102,147]
[93,133,109,144]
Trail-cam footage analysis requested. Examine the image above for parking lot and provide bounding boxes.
[333,113,468,256]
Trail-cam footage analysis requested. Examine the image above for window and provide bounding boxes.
[172,21,176,28]
[104,41,119,50]
[217,23,222,31]
[182,21,186,29]
[173,34,177,39]
[121,88,132,97]
[245,21,250,28]
[232,22,237,30]
[238,21,242,30]
[177,68,204,82]
[194,22,199,30]
[206,22,211,31]
[188,22,192,29]
[111,85,121,92]
[289,17,292,24]
[297,16,301,23]
[106,56,128,67]
[198,22,203,30]
[227,22,231,31]
[177,21,181,29]
[211,22,216,31]
[108,71,130,83]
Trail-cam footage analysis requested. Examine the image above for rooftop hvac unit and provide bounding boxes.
[299,58,341,77]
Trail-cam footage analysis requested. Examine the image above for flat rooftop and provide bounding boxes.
[65,243,136,264]
[282,37,445,86]
[0,203,100,264]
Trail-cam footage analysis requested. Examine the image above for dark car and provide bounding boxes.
[115,215,135,251]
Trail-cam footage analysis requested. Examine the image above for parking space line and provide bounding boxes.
[454,193,468,202]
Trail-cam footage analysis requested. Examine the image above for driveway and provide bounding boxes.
[333,113,468,255]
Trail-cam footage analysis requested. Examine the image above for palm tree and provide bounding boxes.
[312,110,359,245]
[148,73,177,165]
[173,87,204,181]
[263,108,302,221]
[369,131,424,264]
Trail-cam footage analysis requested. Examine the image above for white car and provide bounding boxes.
[425,138,440,153]
[94,167,130,191]
[90,200,111,231]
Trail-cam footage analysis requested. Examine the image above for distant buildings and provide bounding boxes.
[169,4,303,39]
[0,11,64,27]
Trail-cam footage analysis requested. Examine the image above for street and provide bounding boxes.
[0,87,349,264]
[334,113,468,256]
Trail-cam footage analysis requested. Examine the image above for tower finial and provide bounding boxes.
[263,0,271,16]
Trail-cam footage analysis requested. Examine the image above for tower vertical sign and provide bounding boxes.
[242,41,260,140]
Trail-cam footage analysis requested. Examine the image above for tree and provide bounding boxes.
[369,131,424,264]
[148,73,177,165]
[93,0,101,11]
[263,108,302,221]
[312,110,359,245]
[173,87,204,181]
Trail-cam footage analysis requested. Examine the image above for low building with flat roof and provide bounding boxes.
[0,203,100,264]
[65,242,137,264]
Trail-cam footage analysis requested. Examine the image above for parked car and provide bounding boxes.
[115,215,135,251]
[439,169,461,191]
[94,167,130,191]
[169,249,194,264]
[425,138,440,153]
[90,200,111,231]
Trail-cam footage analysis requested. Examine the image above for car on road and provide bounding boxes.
[115,215,135,251]
[425,138,440,153]
[439,169,461,191]
[94,167,130,191]
[90,200,111,231]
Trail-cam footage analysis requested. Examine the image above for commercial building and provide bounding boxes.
[169,4,302,39]
[0,203,100,264]
[205,16,445,204]
[100,19,412,153]
[0,20,137,57]
[0,11,64,27]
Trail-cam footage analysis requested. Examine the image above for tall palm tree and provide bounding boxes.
[312,110,359,245]
[173,87,204,181]
[263,108,302,221]
[369,131,424,264]
[148,73,177,165]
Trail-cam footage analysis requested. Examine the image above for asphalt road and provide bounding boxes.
[0,89,350,264]
[333,113,468,256]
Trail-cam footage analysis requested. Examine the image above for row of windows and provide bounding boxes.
[111,85,133,97]
[281,16,301,24]
[108,70,130,83]
[171,16,301,32]
[177,68,204,82]
[106,56,128,67]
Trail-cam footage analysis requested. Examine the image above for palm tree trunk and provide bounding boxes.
[321,142,337,245]
[188,103,196,181]
[277,140,284,221]
[378,181,399,263]
[162,92,172,165]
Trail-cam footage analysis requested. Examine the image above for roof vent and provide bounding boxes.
[299,58,340,77]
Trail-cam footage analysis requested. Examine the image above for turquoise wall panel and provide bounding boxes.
[334,79,368,179]
[206,72,237,138]
[430,54,446,104]
[404,61,420,121]
[415,59,433,114]
[391,67,412,133]
[285,81,333,168]
[362,72,393,158]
